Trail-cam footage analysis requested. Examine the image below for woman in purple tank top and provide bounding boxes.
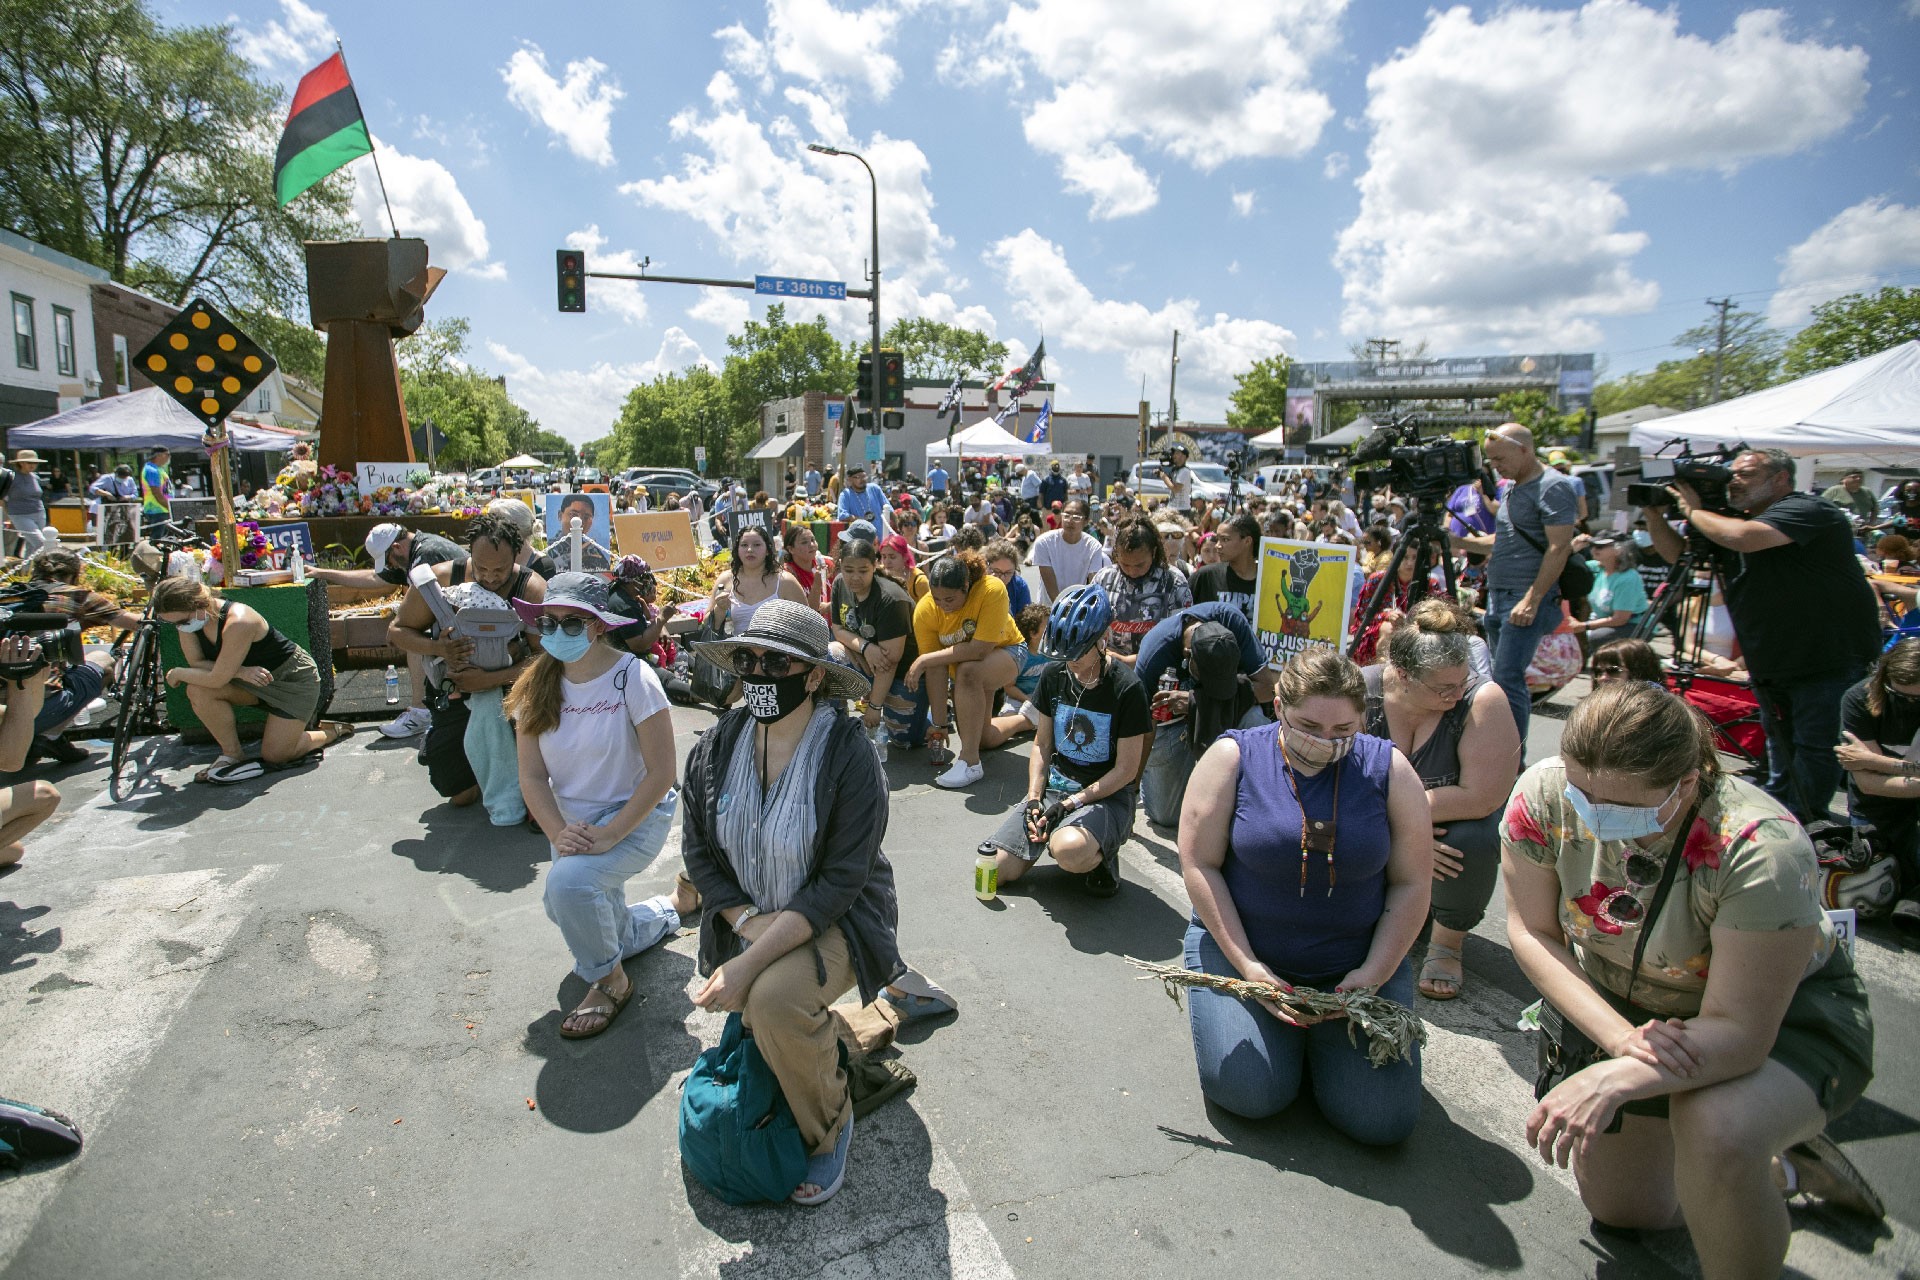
[1177,647,1433,1144]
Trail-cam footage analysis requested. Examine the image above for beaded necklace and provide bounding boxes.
[1279,740,1341,898]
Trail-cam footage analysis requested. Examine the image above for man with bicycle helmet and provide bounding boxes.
[978,584,1150,899]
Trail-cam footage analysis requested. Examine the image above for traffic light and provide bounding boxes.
[855,350,874,404]
[878,349,905,408]
[556,249,586,313]
[882,410,904,431]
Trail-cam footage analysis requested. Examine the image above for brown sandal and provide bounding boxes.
[557,975,633,1040]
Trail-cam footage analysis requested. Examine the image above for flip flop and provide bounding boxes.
[557,976,633,1040]
[1419,943,1464,1001]
[319,720,356,745]
[1785,1134,1885,1219]
[196,755,262,785]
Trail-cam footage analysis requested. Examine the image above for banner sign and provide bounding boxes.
[1252,537,1363,668]
[726,507,774,545]
[259,521,314,564]
[611,511,698,569]
[357,462,419,493]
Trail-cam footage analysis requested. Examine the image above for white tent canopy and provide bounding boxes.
[1626,341,1920,470]
[1247,424,1291,449]
[8,387,296,453]
[925,418,1051,461]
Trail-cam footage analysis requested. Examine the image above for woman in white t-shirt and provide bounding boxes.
[506,572,700,1040]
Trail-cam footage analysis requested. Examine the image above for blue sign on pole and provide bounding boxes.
[825,401,844,421]
[259,521,314,563]
[754,274,847,301]
[865,432,883,463]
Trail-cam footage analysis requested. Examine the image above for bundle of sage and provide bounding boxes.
[1126,958,1426,1068]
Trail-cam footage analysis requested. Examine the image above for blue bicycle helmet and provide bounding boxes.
[1044,583,1112,661]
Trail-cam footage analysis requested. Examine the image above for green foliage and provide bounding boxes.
[0,0,353,374]
[397,317,544,470]
[1492,389,1586,440]
[1781,287,1920,378]
[231,306,326,386]
[1593,304,1785,418]
[881,317,1009,380]
[602,367,729,473]
[1225,354,1291,438]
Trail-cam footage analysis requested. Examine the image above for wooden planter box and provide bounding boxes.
[194,514,476,565]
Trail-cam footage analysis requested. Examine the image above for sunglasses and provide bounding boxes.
[1593,663,1624,678]
[537,616,592,637]
[731,649,807,678]
[1593,849,1668,929]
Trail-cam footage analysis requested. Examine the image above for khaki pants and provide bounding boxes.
[743,926,858,1155]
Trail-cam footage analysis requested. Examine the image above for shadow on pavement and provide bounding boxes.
[390,805,546,895]
[0,901,58,974]
[523,945,700,1135]
[1018,868,1185,961]
[1162,1093,1537,1272]
[680,1097,954,1275]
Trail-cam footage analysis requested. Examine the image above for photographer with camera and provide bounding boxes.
[1448,424,1580,744]
[0,634,63,865]
[12,550,143,765]
[1642,447,1880,825]
[1159,444,1195,515]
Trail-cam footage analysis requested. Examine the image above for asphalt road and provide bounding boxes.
[1,682,1916,1279]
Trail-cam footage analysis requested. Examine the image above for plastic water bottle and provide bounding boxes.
[974,850,999,902]
[869,719,889,764]
[384,664,400,705]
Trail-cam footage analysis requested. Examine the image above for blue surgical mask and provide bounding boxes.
[1631,529,1653,549]
[1563,778,1682,842]
[539,628,594,663]
[177,615,207,633]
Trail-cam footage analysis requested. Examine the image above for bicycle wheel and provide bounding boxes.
[110,627,156,799]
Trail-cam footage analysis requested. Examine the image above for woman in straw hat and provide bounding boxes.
[5,449,58,556]
[681,598,904,1205]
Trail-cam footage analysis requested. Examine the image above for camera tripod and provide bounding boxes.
[1630,528,1731,665]
[1353,491,1458,640]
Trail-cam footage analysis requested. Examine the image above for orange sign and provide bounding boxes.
[612,511,698,568]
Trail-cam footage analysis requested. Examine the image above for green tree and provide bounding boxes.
[1781,287,1920,378]
[0,0,353,377]
[1592,304,1784,416]
[605,367,728,473]
[880,317,1009,380]
[1224,354,1291,439]
[397,317,543,471]
[720,305,854,470]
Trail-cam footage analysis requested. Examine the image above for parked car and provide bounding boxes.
[628,469,719,509]
[471,467,501,490]
[1128,461,1232,504]
[576,467,603,485]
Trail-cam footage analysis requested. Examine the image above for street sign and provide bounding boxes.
[825,402,844,421]
[693,445,707,474]
[865,432,883,463]
[754,274,847,301]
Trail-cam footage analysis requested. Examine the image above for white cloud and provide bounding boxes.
[500,44,623,167]
[486,331,716,446]
[1769,198,1920,326]
[985,229,1294,419]
[348,140,502,280]
[1337,1,1869,349]
[1321,151,1349,180]
[1230,190,1256,218]
[620,98,995,343]
[689,287,751,334]
[562,225,648,326]
[230,0,335,72]
[950,0,1345,219]
[717,0,901,101]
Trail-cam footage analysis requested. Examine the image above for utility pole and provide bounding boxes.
[1706,297,1733,404]
[1166,330,1180,442]
[1365,337,1399,367]
[808,144,881,450]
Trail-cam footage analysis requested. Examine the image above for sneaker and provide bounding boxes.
[1083,861,1120,899]
[379,705,431,738]
[933,759,984,789]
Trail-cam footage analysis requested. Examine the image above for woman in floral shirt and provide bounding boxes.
[1501,680,1877,1276]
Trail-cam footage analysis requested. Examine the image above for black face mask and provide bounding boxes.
[741,672,812,722]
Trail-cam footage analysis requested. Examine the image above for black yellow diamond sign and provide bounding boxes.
[132,298,277,428]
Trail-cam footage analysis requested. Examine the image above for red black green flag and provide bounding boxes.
[273,53,373,207]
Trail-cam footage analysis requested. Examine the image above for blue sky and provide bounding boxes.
[172,0,1920,442]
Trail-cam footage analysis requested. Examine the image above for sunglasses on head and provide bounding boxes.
[537,616,592,637]
[731,649,807,678]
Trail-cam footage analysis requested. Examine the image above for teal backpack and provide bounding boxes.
[679,1013,809,1204]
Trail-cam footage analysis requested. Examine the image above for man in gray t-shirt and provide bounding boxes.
[1450,424,1578,742]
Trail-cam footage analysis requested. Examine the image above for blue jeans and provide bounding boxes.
[1482,587,1561,745]
[543,795,681,983]
[883,674,929,749]
[1754,672,1859,824]
[1142,704,1268,826]
[33,661,104,736]
[1184,922,1421,1146]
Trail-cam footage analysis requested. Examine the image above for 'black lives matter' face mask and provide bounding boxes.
[741,672,811,722]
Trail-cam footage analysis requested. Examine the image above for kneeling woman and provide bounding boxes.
[906,550,1025,789]
[1504,681,1878,1277]
[1177,647,1433,1144]
[506,573,698,1040]
[682,600,903,1205]
[154,576,349,783]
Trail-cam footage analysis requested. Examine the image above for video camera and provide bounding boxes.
[1350,418,1481,499]
[0,596,84,682]
[1625,441,1743,514]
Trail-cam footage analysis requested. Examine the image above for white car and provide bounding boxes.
[1129,461,1233,503]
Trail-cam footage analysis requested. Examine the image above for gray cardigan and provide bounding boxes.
[680,706,903,1003]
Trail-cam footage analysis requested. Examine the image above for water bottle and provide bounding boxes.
[974,850,999,902]
[384,664,400,705]
[869,719,889,764]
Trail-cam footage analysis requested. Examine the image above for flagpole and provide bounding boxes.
[335,40,400,239]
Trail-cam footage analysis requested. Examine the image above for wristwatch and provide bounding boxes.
[733,905,761,929]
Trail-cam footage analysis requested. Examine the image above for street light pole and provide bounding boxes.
[807,143,880,454]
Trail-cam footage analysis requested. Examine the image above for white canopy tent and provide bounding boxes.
[925,418,1052,462]
[1626,341,1920,474]
[1247,424,1291,450]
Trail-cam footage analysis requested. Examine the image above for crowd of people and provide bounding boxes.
[3,425,1906,1273]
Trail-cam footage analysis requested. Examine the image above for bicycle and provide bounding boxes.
[105,521,207,799]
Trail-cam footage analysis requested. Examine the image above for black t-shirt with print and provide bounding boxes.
[1033,657,1152,789]
[831,573,919,668]
[1189,561,1258,627]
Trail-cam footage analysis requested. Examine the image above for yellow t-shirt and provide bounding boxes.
[913,573,1023,658]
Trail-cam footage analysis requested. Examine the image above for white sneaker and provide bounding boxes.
[934,758,984,789]
[379,705,431,738]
